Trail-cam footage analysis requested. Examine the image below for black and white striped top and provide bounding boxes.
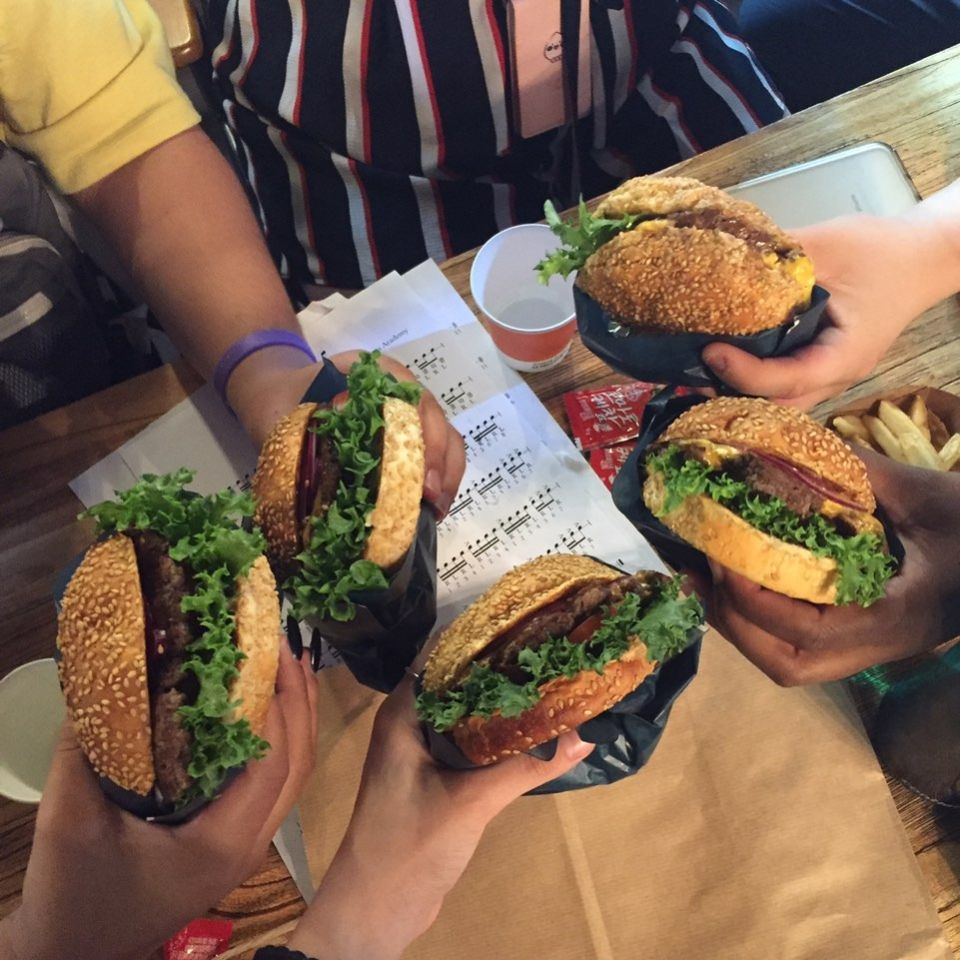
[208,0,787,289]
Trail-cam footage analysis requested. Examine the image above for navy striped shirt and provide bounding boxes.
[208,0,787,290]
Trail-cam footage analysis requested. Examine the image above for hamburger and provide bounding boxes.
[253,350,425,623]
[416,555,703,765]
[57,469,280,811]
[537,175,815,335]
[642,397,897,606]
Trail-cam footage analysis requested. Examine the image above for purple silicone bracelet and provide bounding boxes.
[213,329,317,411]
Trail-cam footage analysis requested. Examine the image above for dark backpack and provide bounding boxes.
[0,144,113,429]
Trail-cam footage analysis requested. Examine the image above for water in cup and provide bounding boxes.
[496,298,570,331]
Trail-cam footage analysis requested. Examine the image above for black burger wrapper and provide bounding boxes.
[417,558,703,794]
[611,387,907,579]
[575,283,830,390]
[291,361,439,693]
[53,554,216,823]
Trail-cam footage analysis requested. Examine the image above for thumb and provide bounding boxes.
[702,341,837,405]
[468,731,594,812]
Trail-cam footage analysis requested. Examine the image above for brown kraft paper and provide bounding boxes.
[297,632,950,960]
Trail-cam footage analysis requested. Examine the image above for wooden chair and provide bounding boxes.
[147,0,202,67]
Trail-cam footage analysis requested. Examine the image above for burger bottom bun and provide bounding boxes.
[642,471,838,604]
[451,645,656,766]
[229,554,282,738]
[364,397,425,570]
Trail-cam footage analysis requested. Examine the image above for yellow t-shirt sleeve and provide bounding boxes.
[0,0,200,194]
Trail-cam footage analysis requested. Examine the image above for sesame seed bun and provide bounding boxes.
[659,396,875,511]
[578,175,814,335]
[364,397,426,569]
[57,537,281,800]
[422,555,665,766]
[252,396,424,576]
[229,554,282,737]
[643,470,840,604]
[452,646,656,766]
[57,536,154,795]
[253,403,318,567]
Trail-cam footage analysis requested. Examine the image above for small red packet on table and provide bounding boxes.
[164,919,232,960]
[589,443,635,490]
[564,381,662,451]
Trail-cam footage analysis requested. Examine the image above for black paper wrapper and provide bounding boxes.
[53,553,217,824]
[611,388,907,580]
[292,505,438,692]
[289,362,439,693]
[575,283,830,389]
[418,559,703,793]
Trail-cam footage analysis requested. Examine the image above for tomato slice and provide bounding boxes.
[568,613,603,645]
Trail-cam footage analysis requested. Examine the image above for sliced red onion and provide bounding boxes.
[296,428,319,532]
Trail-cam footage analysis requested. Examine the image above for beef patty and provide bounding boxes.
[131,530,196,804]
[480,573,661,682]
[669,445,825,519]
[310,433,342,522]
[666,208,787,255]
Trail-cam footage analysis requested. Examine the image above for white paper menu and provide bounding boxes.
[70,259,663,631]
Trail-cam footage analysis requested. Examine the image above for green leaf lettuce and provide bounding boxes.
[535,199,651,283]
[287,351,422,623]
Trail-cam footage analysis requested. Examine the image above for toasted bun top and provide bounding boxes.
[659,397,875,511]
[57,536,155,795]
[422,555,621,694]
[253,403,317,566]
[596,175,797,251]
[363,397,425,569]
[579,176,814,335]
[228,554,281,737]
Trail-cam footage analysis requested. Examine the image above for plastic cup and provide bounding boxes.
[470,223,576,372]
[0,659,65,803]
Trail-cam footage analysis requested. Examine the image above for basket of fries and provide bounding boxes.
[828,387,960,471]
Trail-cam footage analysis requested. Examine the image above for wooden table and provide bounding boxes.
[3,44,960,959]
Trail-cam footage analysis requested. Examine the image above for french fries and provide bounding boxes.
[908,394,930,441]
[829,392,960,472]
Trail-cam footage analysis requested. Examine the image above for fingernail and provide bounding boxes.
[286,616,303,660]
[566,737,594,761]
[310,641,323,673]
[424,468,442,503]
[707,559,725,584]
[704,351,726,374]
[432,492,453,521]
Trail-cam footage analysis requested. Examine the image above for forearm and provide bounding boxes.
[286,836,441,960]
[899,179,960,311]
[73,127,313,439]
[0,914,22,960]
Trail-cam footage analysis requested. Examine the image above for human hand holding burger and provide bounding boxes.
[702,181,960,408]
[0,651,318,960]
[283,677,595,960]
[696,449,960,685]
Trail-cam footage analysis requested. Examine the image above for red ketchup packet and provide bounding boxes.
[589,443,635,490]
[564,381,661,451]
[164,919,233,960]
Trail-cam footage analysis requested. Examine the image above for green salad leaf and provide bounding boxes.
[645,445,897,606]
[535,199,650,283]
[416,576,703,732]
[85,470,269,805]
[287,351,422,623]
